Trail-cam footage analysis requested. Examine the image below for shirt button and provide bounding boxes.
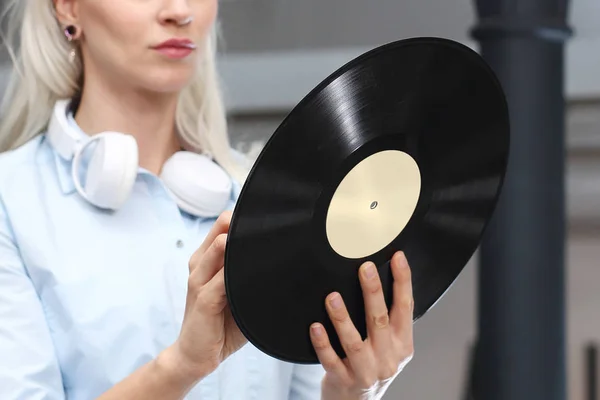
[176,240,184,248]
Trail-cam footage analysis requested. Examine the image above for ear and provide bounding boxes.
[53,0,79,27]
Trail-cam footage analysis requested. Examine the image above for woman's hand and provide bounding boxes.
[310,251,414,400]
[167,211,248,382]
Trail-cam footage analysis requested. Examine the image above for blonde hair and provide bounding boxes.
[0,0,246,183]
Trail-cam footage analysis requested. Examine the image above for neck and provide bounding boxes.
[74,75,182,175]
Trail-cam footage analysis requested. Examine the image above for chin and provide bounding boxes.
[142,64,196,93]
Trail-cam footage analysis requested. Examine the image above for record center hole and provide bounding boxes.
[370,201,378,210]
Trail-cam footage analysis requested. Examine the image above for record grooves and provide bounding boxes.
[224,37,510,364]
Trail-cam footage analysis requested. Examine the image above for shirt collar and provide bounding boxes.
[53,148,77,195]
[51,110,88,195]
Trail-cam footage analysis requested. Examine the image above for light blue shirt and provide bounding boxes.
[0,115,326,399]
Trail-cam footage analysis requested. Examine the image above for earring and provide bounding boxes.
[64,25,77,41]
[64,25,78,63]
[69,48,77,63]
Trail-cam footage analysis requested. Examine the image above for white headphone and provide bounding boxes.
[46,99,233,218]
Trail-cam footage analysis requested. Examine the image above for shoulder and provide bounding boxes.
[0,134,51,192]
[230,147,255,170]
[227,146,255,200]
[0,133,59,239]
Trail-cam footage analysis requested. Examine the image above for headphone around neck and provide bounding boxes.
[46,99,233,218]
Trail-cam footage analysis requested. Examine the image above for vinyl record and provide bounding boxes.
[224,37,510,364]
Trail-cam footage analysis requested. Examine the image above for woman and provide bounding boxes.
[0,1,415,399]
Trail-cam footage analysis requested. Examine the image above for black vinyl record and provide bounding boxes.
[224,37,510,364]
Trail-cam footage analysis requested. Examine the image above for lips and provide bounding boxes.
[153,38,197,59]
[154,38,197,50]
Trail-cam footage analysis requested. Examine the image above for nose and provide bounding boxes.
[159,0,193,26]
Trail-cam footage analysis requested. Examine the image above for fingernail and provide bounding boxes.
[362,262,376,279]
[329,293,342,310]
[311,323,323,337]
[397,252,409,268]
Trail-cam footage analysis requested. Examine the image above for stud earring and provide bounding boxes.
[64,25,77,41]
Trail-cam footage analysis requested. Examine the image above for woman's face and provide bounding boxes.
[55,0,218,93]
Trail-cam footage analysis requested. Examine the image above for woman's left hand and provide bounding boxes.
[309,251,414,400]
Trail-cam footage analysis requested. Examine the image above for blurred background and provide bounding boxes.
[1,0,599,399]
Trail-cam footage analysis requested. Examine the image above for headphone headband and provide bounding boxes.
[47,99,82,160]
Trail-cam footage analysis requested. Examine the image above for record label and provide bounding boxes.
[325,150,421,259]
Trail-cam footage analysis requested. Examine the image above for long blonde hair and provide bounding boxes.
[0,0,246,183]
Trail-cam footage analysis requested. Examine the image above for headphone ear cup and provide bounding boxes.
[161,151,232,218]
[84,133,139,210]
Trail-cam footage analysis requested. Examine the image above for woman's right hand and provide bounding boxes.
[167,211,247,382]
[94,211,246,400]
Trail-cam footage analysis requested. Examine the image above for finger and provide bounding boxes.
[325,292,375,385]
[200,211,232,254]
[189,233,227,287]
[196,267,227,316]
[309,322,352,384]
[189,211,232,273]
[358,261,392,354]
[389,251,414,344]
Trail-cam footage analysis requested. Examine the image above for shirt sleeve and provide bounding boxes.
[0,196,66,400]
[288,363,327,400]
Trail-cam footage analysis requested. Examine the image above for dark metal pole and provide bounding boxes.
[470,1,572,400]
[587,343,598,400]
